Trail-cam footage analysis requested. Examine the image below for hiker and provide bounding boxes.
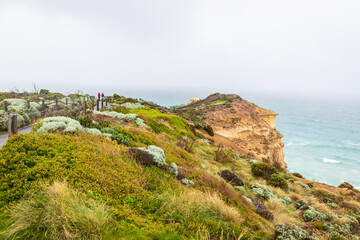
[97,92,101,100]
[101,93,105,99]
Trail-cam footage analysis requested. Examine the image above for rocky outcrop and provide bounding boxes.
[193,94,286,169]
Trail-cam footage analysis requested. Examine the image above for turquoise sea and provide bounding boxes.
[102,89,360,189]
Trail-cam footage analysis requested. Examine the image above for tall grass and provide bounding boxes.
[159,189,242,225]
[2,181,112,240]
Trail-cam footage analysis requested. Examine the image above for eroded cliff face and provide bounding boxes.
[180,94,286,169]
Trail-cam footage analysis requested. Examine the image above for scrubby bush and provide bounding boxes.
[313,221,325,230]
[203,124,214,136]
[101,126,132,146]
[303,207,329,222]
[181,178,194,187]
[251,183,278,200]
[76,115,93,128]
[121,102,146,110]
[92,110,146,127]
[268,173,289,190]
[220,170,244,186]
[292,172,304,178]
[1,181,112,240]
[128,148,156,166]
[84,128,102,135]
[295,200,309,210]
[280,196,292,205]
[39,89,49,95]
[251,162,278,180]
[169,163,178,177]
[275,224,318,240]
[327,232,346,240]
[138,145,166,167]
[338,182,354,190]
[250,197,274,221]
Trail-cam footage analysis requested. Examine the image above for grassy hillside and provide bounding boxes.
[0,93,359,240]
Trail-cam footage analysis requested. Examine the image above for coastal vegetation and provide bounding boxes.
[0,91,359,239]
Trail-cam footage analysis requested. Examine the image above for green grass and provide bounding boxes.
[0,132,274,239]
[129,108,194,137]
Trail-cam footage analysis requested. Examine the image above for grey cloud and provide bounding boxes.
[0,0,359,99]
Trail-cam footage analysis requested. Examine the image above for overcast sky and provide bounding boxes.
[0,0,359,99]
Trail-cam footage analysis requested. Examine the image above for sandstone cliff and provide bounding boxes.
[178,94,286,169]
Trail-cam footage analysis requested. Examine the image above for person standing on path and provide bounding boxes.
[98,92,101,100]
[101,93,105,99]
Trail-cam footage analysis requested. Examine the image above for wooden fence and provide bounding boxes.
[2,96,114,136]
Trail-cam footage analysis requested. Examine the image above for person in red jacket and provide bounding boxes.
[98,92,101,100]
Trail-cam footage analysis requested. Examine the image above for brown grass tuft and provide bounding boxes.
[159,189,242,224]
[265,199,303,226]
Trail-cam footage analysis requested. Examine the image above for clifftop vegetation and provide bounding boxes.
[0,92,359,239]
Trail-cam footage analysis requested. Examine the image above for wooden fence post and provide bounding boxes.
[83,101,87,116]
[101,98,104,109]
[41,100,45,117]
[27,100,30,109]
[55,98,58,107]
[91,99,94,110]
[4,101,8,112]
[66,98,68,106]
[70,103,74,110]
[96,100,99,111]
[105,97,108,106]
[8,114,18,137]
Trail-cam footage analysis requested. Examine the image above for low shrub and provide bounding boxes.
[169,163,178,177]
[101,126,132,146]
[314,221,325,230]
[76,115,93,128]
[181,178,194,187]
[250,197,274,221]
[220,170,244,186]
[251,183,278,200]
[292,172,303,178]
[251,162,278,180]
[338,182,354,190]
[302,207,329,222]
[137,145,166,167]
[268,173,288,190]
[1,181,112,240]
[275,224,318,240]
[34,116,83,133]
[128,148,156,166]
[203,124,214,136]
[327,232,346,240]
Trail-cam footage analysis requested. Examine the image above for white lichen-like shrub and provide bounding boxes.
[169,163,178,177]
[0,99,41,130]
[121,102,146,110]
[35,117,83,133]
[138,145,166,167]
[251,183,278,200]
[135,117,146,128]
[181,178,194,187]
[92,110,146,127]
[0,110,8,130]
[104,103,121,111]
[84,128,102,135]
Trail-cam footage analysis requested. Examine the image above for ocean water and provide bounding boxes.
[247,94,360,190]
[107,89,360,189]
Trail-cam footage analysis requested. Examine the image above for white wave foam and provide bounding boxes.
[286,142,308,146]
[322,158,341,164]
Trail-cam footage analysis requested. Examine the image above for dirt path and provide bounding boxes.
[0,125,33,148]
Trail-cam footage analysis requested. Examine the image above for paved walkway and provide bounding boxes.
[0,126,33,148]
